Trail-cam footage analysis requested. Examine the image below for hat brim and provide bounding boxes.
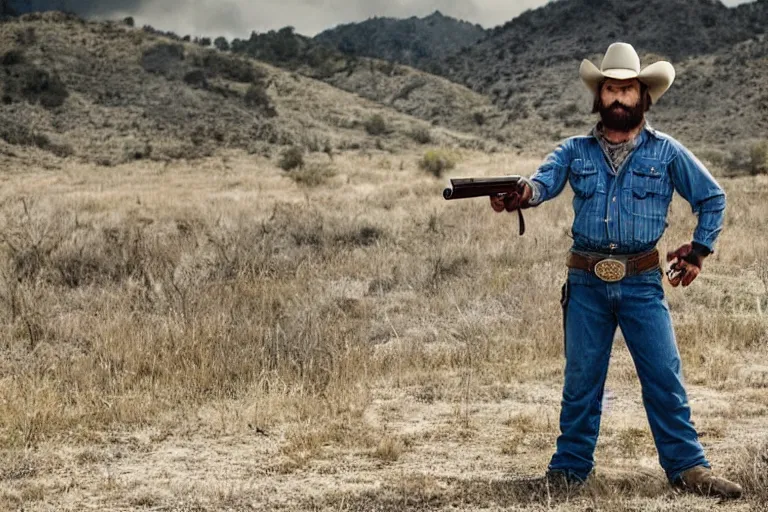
[580,59,675,104]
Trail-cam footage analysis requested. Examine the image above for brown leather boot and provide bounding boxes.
[675,466,743,499]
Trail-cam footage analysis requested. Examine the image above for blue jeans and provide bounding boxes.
[548,268,709,482]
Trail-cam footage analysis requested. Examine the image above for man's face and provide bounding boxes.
[598,78,645,132]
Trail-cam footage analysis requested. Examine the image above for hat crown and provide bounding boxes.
[601,42,641,74]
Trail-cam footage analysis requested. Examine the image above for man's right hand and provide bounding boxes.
[490,182,533,213]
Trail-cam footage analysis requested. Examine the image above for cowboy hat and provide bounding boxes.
[579,42,675,104]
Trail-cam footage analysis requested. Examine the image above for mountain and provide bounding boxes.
[414,0,768,147]
[442,0,762,99]
[313,11,486,74]
[241,0,768,148]
[0,12,492,166]
[226,25,512,142]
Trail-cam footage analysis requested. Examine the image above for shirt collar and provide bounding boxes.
[591,120,650,144]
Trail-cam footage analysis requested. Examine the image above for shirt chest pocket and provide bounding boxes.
[629,160,673,224]
[630,162,672,200]
[570,159,598,198]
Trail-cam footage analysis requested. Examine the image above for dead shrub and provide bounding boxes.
[0,123,72,157]
[335,225,384,247]
[732,443,768,502]
[0,199,72,287]
[288,163,336,187]
[122,137,152,161]
[364,114,388,136]
[409,126,432,144]
[278,146,304,171]
[373,435,406,462]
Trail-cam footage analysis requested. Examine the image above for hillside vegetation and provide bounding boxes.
[0,12,492,167]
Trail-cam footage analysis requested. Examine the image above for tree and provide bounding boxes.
[214,36,230,52]
[271,26,300,61]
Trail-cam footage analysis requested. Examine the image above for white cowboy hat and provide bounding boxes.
[579,42,675,104]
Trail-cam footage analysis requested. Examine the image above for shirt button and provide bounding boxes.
[612,197,617,202]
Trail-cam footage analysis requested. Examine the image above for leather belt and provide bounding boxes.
[566,249,660,282]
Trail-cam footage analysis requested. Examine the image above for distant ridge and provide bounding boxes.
[314,10,487,74]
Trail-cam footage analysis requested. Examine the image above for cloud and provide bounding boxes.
[11,0,759,39]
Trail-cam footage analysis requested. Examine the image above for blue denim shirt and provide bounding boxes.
[529,126,726,255]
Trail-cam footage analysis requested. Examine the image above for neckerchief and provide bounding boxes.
[592,122,644,172]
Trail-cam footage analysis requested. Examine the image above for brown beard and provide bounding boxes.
[598,100,645,132]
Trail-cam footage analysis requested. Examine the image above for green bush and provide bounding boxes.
[214,36,230,52]
[418,149,456,178]
[364,114,387,136]
[278,146,304,171]
[199,51,255,83]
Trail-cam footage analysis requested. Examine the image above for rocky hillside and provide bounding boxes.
[417,0,768,147]
[313,11,486,74]
[223,25,510,141]
[0,12,497,166]
[734,0,768,33]
[229,0,768,148]
[443,0,764,97]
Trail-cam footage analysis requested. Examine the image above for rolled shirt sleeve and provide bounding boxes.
[668,142,726,253]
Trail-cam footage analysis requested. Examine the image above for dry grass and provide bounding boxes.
[0,149,766,510]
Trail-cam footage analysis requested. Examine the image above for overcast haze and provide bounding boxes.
[18,0,756,38]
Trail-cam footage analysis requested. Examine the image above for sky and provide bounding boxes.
[13,0,757,39]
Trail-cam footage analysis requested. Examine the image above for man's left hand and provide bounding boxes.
[666,243,709,287]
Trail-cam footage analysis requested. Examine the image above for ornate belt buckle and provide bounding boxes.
[594,258,626,282]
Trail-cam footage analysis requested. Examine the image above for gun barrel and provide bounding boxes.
[442,176,522,200]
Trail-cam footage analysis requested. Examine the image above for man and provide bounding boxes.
[491,43,741,499]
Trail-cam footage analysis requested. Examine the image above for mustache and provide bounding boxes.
[608,101,633,112]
